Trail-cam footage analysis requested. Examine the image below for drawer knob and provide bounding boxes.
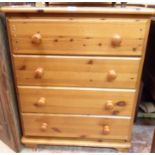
[107,70,117,81]
[103,125,110,135]
[35,97,46,106]
[32,33,42,44]
[41,123,48,131]
[34,67,44,78]
[105,100,114,110]
[111,34,122,47]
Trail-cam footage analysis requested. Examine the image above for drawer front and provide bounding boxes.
[22,114,131,140]
[18,86,135,116]
[8,18,148,56]
[13,56,140,89]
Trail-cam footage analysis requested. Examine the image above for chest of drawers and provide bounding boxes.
[1,6,154,152]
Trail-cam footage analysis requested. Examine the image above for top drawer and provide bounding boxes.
[8,17,148,56]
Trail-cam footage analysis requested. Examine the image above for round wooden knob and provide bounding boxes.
[41,123,48,131]
[32,33,42,44]
[103,125,110,135]
[111,34,122,47]
[105,100,114,110]
[34,67,44,78]
[107,70,117,81]
[35,97,46,107]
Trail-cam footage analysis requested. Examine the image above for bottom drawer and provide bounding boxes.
[22,114,131,140]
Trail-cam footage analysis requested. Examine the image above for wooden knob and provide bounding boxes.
[32,33,42,44]
[111,34,122,47]
[41,123,48,131]
[35,97,46,107]
[103,125,110,135]
[105,100,114,110]
[34,67,44,78]
[107,70,117,81]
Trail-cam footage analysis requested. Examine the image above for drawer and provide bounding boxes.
[13,55,140,89]
[18,86,135,116]
[22,114,131,140]
[8,18,148,56]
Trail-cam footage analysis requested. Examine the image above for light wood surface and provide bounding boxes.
[22,136,131,152]
[22,113,131,140]
[8,18,148,56]
[4,6,153,150]
[116,148,130,152]
[18,86,135,116]
[1,6,155,15]
[13,55,140,89]
[129,11,151,144]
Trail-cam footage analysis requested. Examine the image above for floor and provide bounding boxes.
[0,124,154,153]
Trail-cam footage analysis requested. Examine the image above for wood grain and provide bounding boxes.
[18,86,135,116]
[22,113,131,140]
[13,55,141,89]
[1,6,155,15]
[4,8,153,150]
[22,136,131,151]
[8,18,148,56]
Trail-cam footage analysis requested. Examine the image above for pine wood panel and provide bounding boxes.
[22,113,131,140]
[8,18,148,56]
[18,86,135,116]
[22,136,131,150]
[2,5,154,151]
[13,55,140,89]
[1,6,155,15]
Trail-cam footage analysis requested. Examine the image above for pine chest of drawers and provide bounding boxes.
[2,6,154,152]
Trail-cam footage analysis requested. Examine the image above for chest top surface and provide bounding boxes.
[0,6,155,16]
